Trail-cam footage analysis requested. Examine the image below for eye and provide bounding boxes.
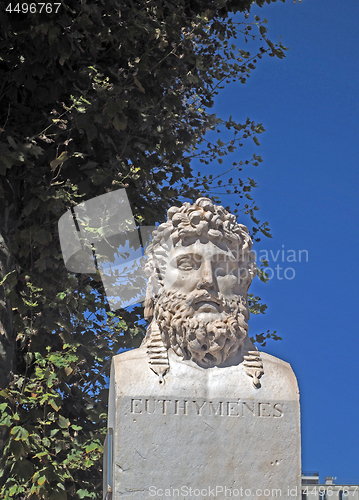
[176,255,201,271]
[215,266,226,277]
[214,260,237,277]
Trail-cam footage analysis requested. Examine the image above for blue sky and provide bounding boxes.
[197,0,359,485]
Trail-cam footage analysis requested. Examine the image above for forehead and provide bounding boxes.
[167,238,240,261]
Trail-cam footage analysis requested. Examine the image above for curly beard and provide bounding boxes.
[152,289,249,368]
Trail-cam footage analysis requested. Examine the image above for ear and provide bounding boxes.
[144,297,154,323]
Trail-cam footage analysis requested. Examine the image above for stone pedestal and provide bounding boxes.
[104,347,301,500]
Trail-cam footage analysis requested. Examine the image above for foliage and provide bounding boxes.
[0,0,286,497]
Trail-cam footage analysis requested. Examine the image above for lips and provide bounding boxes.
[195,302,219,313]
[192,293,221,308]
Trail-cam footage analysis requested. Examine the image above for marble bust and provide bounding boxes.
[105,197,301,500]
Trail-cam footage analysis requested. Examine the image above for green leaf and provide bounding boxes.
[50,151,69,170]
[9,484,19,496]
[10,426,29,441]
[255,123,265,134]
[55,442,63,453]
[58,415,70,429]
[7,136,17,148]
[113,114,127,131]
[134,76,145,93]
[0,414,12,426]
[76,490,90,500]
[85,442,99,453]
[37,475,47,486]
[253,136,260,146]
[49,399,60,411]
[0,269,17,287]
[71,424,82,431]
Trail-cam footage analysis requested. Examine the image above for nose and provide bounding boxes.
[197,259,215,290]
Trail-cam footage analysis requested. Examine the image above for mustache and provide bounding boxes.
[186,291,222,308]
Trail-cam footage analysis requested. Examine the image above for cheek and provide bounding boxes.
[164,269,200,292]
[217,275,239,295]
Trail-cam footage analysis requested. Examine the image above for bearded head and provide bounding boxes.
[142,197,263,387]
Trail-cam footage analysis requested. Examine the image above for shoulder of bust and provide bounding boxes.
[258,351,299,397]
[112,346,147,365]
[260,352,292,369]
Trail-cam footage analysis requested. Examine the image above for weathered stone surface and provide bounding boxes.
[103,198,301,499]
[105,347,300,499]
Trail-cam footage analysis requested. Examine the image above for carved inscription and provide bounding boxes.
[130,398,284,418]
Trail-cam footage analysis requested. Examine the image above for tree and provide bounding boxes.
[0,0,286,498]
